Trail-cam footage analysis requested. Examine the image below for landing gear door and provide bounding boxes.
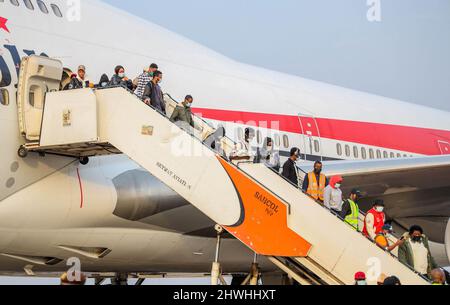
[17,55,63,142]
[298,114,322,161]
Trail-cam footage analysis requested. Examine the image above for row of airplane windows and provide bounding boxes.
[336,143,414,160]
[1,89,417,161]
[235,127,292,149]
[0,0,63,18]
[234,127,414,160]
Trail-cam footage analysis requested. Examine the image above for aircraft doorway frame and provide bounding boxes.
[438,140,450,155]
[298,114,323,161]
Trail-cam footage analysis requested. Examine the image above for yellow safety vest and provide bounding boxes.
[345,199,359,230]
[306,172,326,201]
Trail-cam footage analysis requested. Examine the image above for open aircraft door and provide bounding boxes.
[438,140,450,155]
[298,114,322,161]
[17,55,63,143]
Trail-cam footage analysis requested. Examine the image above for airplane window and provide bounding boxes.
[397,153,402,158]
[314,140,320,153]
[37,0,48,13]
[336,143,342,156]
[23,0,34,9]
[10,0,19,6]
[353,146,359,158]
[256,130,262,145]
[345,145,351,157]
[51,3,63,17]
[274,134,280,147]
[361,147,367,159]
[0,89,9,106]
[237,128,243,142]
[390,152,395,158]
[283,135,289,148]
[383,151,388,159]
[403,154,408,158]
[376,150,382,159]
[369,149,375,159]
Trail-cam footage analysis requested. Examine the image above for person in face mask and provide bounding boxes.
[261,138,280,172]
[134,63,158,99]
[170,95,195,131]
[354,272,367,285]
[340,189,362,231]
[323,175,344,214]
[97,74,110,88]
[398,225,438,279]
[109,65,133,90]
[281,147,301,187]
[375,223,405,252]
[143,70,166,114]
[302,161,329,202]
[363,200,386,241]
[230,128,256,162]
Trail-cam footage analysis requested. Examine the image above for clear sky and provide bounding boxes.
[103,0,450,112]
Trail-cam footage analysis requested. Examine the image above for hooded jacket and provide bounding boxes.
[323,175,343,211]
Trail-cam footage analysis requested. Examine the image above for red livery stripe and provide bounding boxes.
[192,108,450,156]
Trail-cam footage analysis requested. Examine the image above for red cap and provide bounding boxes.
[354,272,366,280]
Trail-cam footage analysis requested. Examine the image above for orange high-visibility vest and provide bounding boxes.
[306,172,326,201]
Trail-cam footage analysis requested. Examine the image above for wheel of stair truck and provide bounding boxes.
[18,146,28,159]
[79,156,90,165]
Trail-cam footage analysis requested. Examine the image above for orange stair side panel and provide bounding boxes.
[218,157,312,257]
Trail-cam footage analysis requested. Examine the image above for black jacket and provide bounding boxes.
[143,81,166,114]
[282,158,298,186]
[66,77,83,90]
[109,74,133,90]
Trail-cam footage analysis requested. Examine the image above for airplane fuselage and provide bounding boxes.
[0,0,449,274]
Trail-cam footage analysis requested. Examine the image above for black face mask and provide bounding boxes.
[314,168,322,174]
[412,236,422,243]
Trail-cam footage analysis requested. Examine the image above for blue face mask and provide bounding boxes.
[357,280,367,285]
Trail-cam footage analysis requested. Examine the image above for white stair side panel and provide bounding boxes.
[40,89,98,147]
[238,163,428,285]
[95,88,241,226]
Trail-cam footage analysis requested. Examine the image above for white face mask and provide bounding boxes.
[335,183,341,189]
[356,280,367,286]
[118,72,125,78]
[376,207,384,213]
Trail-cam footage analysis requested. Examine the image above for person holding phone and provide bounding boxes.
[375,223,405,252]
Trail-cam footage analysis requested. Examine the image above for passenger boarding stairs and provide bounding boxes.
[16,56,429,285]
